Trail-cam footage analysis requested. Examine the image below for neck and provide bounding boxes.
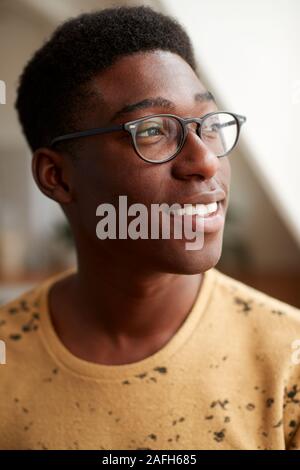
[73,252,203,339]
[49,240,205,364]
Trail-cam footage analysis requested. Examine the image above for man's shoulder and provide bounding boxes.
[0,284,43,343]
[212,268,300,333]
[213,267,300,315]
[0,267,76,342]
[212,269,300,399]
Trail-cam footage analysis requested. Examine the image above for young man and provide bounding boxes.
[0,6,299,450]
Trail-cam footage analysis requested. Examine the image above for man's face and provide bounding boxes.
[68,50,231,274]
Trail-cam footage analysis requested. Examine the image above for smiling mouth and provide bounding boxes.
[167,201,219,218]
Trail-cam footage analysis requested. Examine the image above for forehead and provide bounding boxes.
[91,50,210,121]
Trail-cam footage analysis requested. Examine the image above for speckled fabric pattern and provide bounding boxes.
[0,267,299,450]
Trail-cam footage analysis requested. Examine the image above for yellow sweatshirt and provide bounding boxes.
[0,267,299,450]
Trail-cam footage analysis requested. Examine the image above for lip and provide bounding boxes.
[175,189,226,206]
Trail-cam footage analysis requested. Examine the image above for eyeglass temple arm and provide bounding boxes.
[50,124,124,147]
[236,114,247,124]
[50,114,247,146]
[212,115,247,130]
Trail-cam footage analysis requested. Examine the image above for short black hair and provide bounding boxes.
[15,5,197,153]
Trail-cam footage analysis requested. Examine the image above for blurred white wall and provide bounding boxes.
[163,0,300,246]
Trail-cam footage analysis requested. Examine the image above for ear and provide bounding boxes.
[32,147,74,204]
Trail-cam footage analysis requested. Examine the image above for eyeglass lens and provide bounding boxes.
[133,113,238,162]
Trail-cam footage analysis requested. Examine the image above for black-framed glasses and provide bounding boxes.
[50,111,246,164]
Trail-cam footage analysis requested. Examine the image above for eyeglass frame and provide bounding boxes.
[49,111,246,164]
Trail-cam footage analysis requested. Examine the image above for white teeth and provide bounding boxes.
[185,205,194,216]
[170,202,218,216]
[206,202,218,213]
[195,204,208,216]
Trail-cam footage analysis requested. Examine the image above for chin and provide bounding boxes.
[150,229,224,275]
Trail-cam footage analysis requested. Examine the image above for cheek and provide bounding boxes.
[72,149,168,233]
[226,159,231,182]
[217,157,231,197]
[220,156,231,180]
[220,158,231,213]
[90,147,168,205]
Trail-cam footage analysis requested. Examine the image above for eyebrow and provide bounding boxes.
[111,91,215,121]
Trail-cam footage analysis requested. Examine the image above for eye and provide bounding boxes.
[137,126,164,138]
[202,127,219,139]
[136,118,167,138]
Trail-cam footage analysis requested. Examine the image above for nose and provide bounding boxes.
[171,122,220,180]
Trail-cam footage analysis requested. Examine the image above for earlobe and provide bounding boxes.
[32,148,73,204]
